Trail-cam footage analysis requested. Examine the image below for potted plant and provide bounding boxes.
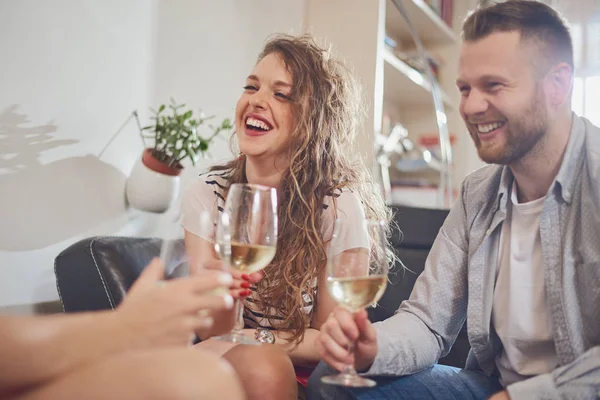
[126,99,233,213]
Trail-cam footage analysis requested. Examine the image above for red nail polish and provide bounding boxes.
[241,274,250,281]
[243,289,252,297]
[241,282,250,289]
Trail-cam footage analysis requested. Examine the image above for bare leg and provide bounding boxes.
[224,344,297,400]
[195,338,297,399]
[194,336,238,356]
[14,349,245,400]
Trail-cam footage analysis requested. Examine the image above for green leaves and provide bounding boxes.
[198,139,209,151]
[143,99,233,168]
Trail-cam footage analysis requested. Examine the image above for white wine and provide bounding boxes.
[327,275,387,312]
[216,242,276,273]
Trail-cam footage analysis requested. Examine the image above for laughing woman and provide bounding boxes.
[182,34,391,400]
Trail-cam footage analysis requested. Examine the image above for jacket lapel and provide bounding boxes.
[467,209,505,374]
[466,166,513,375]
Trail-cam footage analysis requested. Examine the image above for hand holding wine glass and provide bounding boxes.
[118,207,235,348]
[188,210,262,300]
[213,183,278,345]
[320,218,389,387]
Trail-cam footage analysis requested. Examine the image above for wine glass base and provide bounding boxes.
[213,332,261,346]
[321,373,377,387]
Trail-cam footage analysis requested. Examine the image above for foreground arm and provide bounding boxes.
[0,311,131,392]
[0,259,233,394]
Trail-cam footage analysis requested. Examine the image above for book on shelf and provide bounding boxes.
[441,0,454,27]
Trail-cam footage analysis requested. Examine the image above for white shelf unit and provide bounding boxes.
[305,0,478,200]
[382,46,453,110]
[385,0,457,49]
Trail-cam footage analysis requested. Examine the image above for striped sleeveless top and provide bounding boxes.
[181,170,368,330]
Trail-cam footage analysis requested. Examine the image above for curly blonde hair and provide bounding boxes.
[209,34,391,344]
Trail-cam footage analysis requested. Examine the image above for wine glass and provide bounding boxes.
[213,183,278,344]
[321,218,389,387]
[158,205,189,280]
[156,205,206,346]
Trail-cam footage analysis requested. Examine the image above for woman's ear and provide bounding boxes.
[545,62,573,107]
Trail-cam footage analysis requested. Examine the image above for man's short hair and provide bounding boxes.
[462,0,573,74]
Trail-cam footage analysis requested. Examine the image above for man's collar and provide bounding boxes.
[553,113,585,205]
[495,166,513,214]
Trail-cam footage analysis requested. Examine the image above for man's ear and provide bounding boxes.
[545,62,573,107]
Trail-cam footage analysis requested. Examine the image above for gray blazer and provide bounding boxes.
[368,115,600,400]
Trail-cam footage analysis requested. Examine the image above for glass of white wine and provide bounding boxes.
[213,183,277,344]
[321,218,389,387]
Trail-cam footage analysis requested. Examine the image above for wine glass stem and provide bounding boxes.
[232,298,245,336]
[343,342,359,376]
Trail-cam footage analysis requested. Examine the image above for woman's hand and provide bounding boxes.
[192,259,264,338]
[114,258,234,349]
[201,258,264,299]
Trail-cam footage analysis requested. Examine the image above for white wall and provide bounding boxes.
[304,0,386,169]
[153,0,306,181]
[441,0,485,184]
[0,0,304,312]
[0,0,159,310]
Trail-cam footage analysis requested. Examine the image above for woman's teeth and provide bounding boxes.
[246,117,271,131]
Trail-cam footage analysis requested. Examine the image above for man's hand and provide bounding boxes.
[489,390,510,400]
[316,306,378,372]
[115,258,234,348]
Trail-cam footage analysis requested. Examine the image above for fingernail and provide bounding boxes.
[241,274,250,281]
[241,282,250,289]
[223,294,234,309]
[218,272,233,286]
[243,289,252,297]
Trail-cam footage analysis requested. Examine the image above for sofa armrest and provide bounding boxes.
[54,237,168,313]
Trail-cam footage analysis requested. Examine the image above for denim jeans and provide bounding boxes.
[306,363,503,400]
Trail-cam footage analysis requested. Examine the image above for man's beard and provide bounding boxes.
[474,86,548,165]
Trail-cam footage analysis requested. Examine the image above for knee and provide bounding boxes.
[225,344,297,399]
[165,350,245,400]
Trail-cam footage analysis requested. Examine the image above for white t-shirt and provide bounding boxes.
[492,182,558,386]
[181,171,369,329]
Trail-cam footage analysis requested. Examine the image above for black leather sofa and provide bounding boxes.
[54,237,187,312]
[54,205,469,368]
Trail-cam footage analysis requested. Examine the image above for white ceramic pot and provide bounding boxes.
[126,149,181,213]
